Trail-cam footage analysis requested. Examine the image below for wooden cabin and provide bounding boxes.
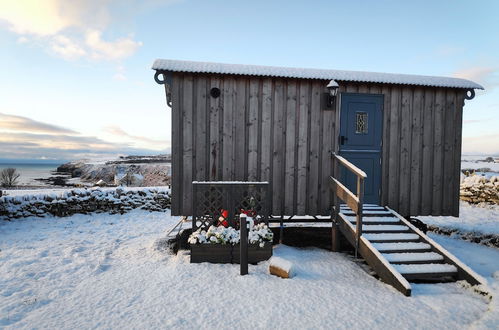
[152,59,482,218]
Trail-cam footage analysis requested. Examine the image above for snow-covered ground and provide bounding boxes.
[1,209,498,329]
[420,202,499,236]
[461,155,499,176]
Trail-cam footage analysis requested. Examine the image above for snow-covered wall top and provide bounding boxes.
[152,59,484,90]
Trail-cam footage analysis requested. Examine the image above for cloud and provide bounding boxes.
[50,34,87,60]
[462,134,499,155]
[104,125,169,149]
[0,0,144,61]
[453,66,499,90]
[0,0,74,36]
[85,29,142,60]
[0,112,168,160]
[0,113,77,134]
[463,118,493,124]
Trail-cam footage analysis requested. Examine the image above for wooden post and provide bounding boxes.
[279,215,284,244]
[192,183,197,231]
[332,157,340,252]
[355,176,364,258]
[240,214,248,275]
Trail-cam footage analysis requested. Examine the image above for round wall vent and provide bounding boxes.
[210,87,221,98]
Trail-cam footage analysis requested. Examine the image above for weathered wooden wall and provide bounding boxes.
[341,83,465,217]
[168,72,465,217]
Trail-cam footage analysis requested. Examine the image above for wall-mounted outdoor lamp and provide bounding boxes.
[322,80,339,110]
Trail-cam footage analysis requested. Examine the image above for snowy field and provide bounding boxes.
[420,202,499,236]
[1,210,498,329]
[461,155,499,176]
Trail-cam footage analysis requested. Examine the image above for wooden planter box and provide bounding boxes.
[190,244,232,264]
[190,242,272,264]
[232,242,273,264]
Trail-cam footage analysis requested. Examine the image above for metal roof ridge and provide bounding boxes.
[151,58,484,90]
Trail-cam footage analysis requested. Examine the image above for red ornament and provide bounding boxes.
[218,209,229,227]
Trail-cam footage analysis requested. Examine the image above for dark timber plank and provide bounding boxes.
[195,76,208,181]
[182,74,194,214]
[222,77,235,180]
[308,82,321,214]
[171,74,182,215]
[247,78,259,181]
[272,79,285,215]
[388,87,401,210]
[421,88,435,215]
[209,76,221,181]
[284,81,297,215]
[296,81,309,214]
[410,87,423,215]
[234,78,247,180]
[443,90,456,214]
[432,89,445,215]
[320,85,334,213]
[381,85,391,205]
[260,78,272,185]
[398,87,412,216]
[453,92,465,216]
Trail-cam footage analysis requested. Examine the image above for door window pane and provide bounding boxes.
[355,112,368,134]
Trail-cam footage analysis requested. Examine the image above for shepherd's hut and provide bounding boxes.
[152,59,482,218]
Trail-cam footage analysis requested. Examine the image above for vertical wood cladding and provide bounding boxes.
[170,72,465,217]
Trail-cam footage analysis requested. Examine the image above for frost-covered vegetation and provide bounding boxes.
[188,223,273,247]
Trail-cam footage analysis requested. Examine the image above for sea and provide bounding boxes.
[0,163,60,187]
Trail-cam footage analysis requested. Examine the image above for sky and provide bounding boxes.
[0,0,498,163]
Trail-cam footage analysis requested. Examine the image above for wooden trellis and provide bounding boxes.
[191,181,270,231]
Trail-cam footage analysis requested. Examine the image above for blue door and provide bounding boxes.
[339,93,383,204]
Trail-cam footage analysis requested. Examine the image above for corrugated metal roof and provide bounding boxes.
[152,59,484,90]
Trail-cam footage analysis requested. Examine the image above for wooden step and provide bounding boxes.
[392,263,457,280]
[342,210,393,216]
[347,216,400,225]
[372,242,432,253]
[383,252,444,264]
[341,206,386,211]
[362,225,410,233]
[363,233,420,242]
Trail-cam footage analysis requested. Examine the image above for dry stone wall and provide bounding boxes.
[460,175,499,205]
[0,187,170,220]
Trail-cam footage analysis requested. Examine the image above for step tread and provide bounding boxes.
[347,216,400,223]
[343,210,393,215]
[372,242,431,252]
[363,233,420,242]
[393,263,457,275]
[383,252,444,263]
[362,225,410,232]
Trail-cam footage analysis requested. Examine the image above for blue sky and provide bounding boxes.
[0,0,498,162]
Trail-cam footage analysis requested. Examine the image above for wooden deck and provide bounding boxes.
[335,204,485,296]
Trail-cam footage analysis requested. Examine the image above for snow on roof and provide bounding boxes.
[152,59,484,90]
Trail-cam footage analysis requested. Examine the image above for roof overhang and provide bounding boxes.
[152,59,484,90]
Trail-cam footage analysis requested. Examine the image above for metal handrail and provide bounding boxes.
[331,152,365,257]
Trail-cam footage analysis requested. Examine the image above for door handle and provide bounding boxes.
[340,135,348,145]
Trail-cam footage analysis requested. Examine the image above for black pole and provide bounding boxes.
[240,214,248,275]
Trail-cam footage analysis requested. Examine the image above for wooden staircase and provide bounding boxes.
[330,154,485,296]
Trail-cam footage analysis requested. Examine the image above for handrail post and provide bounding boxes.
[330,152,366,257]
[355,176,364,258]
[240,214,248,275]
[332,157,340,252]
